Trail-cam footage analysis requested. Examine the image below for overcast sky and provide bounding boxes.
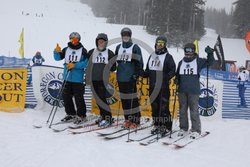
[205,0,236,13]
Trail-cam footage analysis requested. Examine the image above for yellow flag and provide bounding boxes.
[18,28,24,58]
[193,40,199,55]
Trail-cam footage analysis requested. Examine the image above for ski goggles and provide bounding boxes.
[184,47,195,53]
[71,38,80,44]
[156,40,165,47]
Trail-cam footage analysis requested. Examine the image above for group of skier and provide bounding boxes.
[53,27,215,139]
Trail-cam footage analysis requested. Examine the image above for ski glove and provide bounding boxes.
[205,46,214,55]
[55,43,62,53]
[67,63,75,70]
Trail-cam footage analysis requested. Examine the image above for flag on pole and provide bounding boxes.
[245,31,250,54]
[18,28,24,58]
[214,35,226,71]
[193,40,199,55]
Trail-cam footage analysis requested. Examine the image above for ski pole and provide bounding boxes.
[127,79,136,142]
[206,61,209,113]
[47,70,70,128]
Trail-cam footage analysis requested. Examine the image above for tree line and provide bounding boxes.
[81,0,250,43]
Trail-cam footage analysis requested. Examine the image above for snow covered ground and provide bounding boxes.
[0,0,250,167]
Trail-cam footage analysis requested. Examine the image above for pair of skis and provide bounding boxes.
[162,131,210,148]
[97,126,210,148]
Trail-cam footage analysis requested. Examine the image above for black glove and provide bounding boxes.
[238,77,241,81]
[205,46,214,55]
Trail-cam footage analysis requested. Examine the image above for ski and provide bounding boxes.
[139,130,178,146]
[51,122,97,133]
[98,118,152,138]
[68,123,123,134]
[127,133,156,142]
[162,131,186,145]
[173,131,210,148]
[32,120,72,129]
[103,125,152,140]
[96,127,127,136]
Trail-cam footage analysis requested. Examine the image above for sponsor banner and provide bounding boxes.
[0,56,31,67]
[0,68,27,112]
[32,65,64,112]
[199,77,223,121]
[91,73,179,119]
[200,69,239,81]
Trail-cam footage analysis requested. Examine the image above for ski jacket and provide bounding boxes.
[115,41,143,82]
[176,53,215,94]
[144,49,176,89]
[86,48,116,82]
[53,42,88,83]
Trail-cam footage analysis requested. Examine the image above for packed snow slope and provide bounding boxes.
[0,0,250,167]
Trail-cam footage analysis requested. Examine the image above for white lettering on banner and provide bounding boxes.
[199,79,219,117]
[179,58,198,75]
[40,72,64,108]
[65,47,82,63]
[92,49,109,64]
[148,53,166,71]
[117,44,134,63]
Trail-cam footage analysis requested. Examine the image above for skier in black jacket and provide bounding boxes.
[144,35,176,136]
[175,43,215,139]
[87,33,116,127]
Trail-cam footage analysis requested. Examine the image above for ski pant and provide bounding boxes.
[92,80,112,122]
[238,84,246,106]
[149,86,172,130]
[178,92,201,133]
[118,80,141,124]
[62,81,86,117]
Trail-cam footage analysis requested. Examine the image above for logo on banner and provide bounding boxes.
[198,80,218,116]
[40,72,64,107]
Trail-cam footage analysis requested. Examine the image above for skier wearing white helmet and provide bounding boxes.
[53,32,89,125]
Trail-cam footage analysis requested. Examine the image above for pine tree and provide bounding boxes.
[232,0,250,38]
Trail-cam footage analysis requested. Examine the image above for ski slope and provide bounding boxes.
[0,0,250,167]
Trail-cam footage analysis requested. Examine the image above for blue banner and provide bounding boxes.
[0,55,31,67]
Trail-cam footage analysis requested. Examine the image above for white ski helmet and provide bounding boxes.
[69,32,81,41]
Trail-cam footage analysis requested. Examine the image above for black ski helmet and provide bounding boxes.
[95,33,108,48]
[69,32,81,41]
[184,43,196,55]
[121,27,132,37]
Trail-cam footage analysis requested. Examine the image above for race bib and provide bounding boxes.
[92,49,109,64]
[65,47,82,63]
[148,53,166,71]
[117,44,134,63]
[179,58,198,75]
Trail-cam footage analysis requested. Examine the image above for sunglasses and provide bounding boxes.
[184,47,195,53]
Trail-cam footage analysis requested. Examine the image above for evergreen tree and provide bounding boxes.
[232,0,250,38]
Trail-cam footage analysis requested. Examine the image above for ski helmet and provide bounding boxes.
[96,33,108,49]
[121,27,132,37]
[69,32,81,41]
